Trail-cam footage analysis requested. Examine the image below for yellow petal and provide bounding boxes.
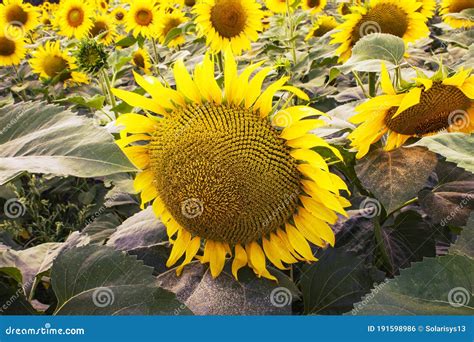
[287,134,344,160]
[176,236,201,276]
[280,120,326,140]
[380,63,396,95]
[442,68,472,87]
[293,209,326,247]
[133,169,155,192]
[391,87,422,119]
[224,47,238,104]
[245,66,273,108]
[123,146,150,169]
[209,241,227,278]
[245,242,276,281]
[116,113,159,133]
[272,106,327,128]
[290,149,329,171]
[284,223,317,261]
[298,207,335,246]
[174,59,201,104]
[255,76,289,117]
[166,228,191,267]
[112,89,164,114]
[152,196,166,218]
[262,237,287,270]
[413,77,433,91]
[232,244,248,280]
[300,195,338,224]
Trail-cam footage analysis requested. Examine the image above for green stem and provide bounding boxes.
[286,0,297,66]
[374,220,393,273]
[383,197,418,222]
[368,72,377,97]
[352,71,369,98]
[101,69,117,111]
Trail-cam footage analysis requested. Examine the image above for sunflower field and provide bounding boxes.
[0,0,473,318]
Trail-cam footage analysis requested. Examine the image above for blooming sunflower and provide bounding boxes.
[0,0,39,33]
[29,41,89,86]
[331,0,430,62]
[348,65,474,158]
[416,0,437,19]
[265,0,295,13]
[89,14,117,45]
[301,0,327,14]
[131,47,152,74]
[440,0,474,28]
[0,34,26,66]
[194,0,264,54]
[156,9,186,48]
[111,7,127,24]
[112,50,349,280]
[305,15,338,40]
[125,0,159,38]
[56,0,94,39]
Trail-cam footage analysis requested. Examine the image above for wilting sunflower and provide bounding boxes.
[131,47,151,74]
[301,0,327,14]
[0,0,39,33]
[112,50,349,280]
[416,0,437,19]
[156,9,186,48]
[265,0,295,13]
[29,41,89,86]
[125,0,159,38]
[331,0,430,61]
[56,0,94,39]
[0,34,26,66]
[305,15,338,40]
[348,65,474,158]
[89,14,117,45]
[111,7,127,24]
[194,0,264,54]
[440,0,474,28]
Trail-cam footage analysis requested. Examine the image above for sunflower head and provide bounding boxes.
[112,50,349,280]
[156,9,186,47]
[194,0,264,54]
[75,39,108,75]
[301,0,327,13]
[440,0,474,28]
[0,0,39,33]
[265,0,295,13]
[89,15,117,45]
[125,0,159,38]
[0,34,26,67]
[112,7,126,23]
[131,47,152,74]
[305,15,338,40]
[331,0,430,61]
[348,65,474,158]
[57,0,94,39]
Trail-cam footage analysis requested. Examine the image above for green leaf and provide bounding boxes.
[339,33,405,73]
[299,249,385,315]
[351,255,474,315]
[51,245,190,315]
[55,94,106,110]
[0,101,137,185]
[449,213,474,258]
[355,147,438,213]
[158,262,299,315]
[412,133,474,174]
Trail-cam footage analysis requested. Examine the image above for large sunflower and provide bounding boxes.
[0,0,39,33]
[331,0,430,62]
[56,0,94,39]
[348,65,474,158]
[29,41,89,86]
[265,0,296,14]
[305,15,338,40]
[131,47,152,74]
[440,0,474,28]
[125,0,159,38]
[416,0,437,19]
[112,50,349,280]
[301,0,327,14]
[0,34,26,66]
[89,14,117,45]
[111,7,127,24]
[194,0,264,54]
[155,9,186,48]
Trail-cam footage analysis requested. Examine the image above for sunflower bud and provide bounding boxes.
[75,39,108,75]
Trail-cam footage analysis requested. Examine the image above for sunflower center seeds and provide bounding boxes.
[0,37,16,56]
[210,0,247,38]
[67,8,84,27]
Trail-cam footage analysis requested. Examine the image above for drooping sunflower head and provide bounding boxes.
[0,0,40,33]
[0,34,26,67]
[29,40,89,86]
[111,7,127,24]
[125,0,159,38]
[348,64,474,158]
[331,0,430,61]
[301,0,327,14]
[265,0,295,13]
[155,9,186,48]
[112,50,349,280]
[305,15,338,40]
[194,0,264,54]
[440,0,474,28]
[131,47,152,74]
[89,14,117,45]
[56,0,94,39]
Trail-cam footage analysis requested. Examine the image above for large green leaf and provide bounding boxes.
[299,249,385,315]
[339,33,405,73]
[0,101,137,185]
[51,245,190,315]
[355,147,437,213]
[352,255,474,315]
[158,262,299,315]
[412,133,474,174]
[449,213,474,258]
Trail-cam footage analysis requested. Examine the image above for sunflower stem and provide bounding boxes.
[286,0,297,66]
[100,69,117,111]
[383,197,418,224]
[151,39,168,86]
[352,71,369,98]
[368,72,377,97]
